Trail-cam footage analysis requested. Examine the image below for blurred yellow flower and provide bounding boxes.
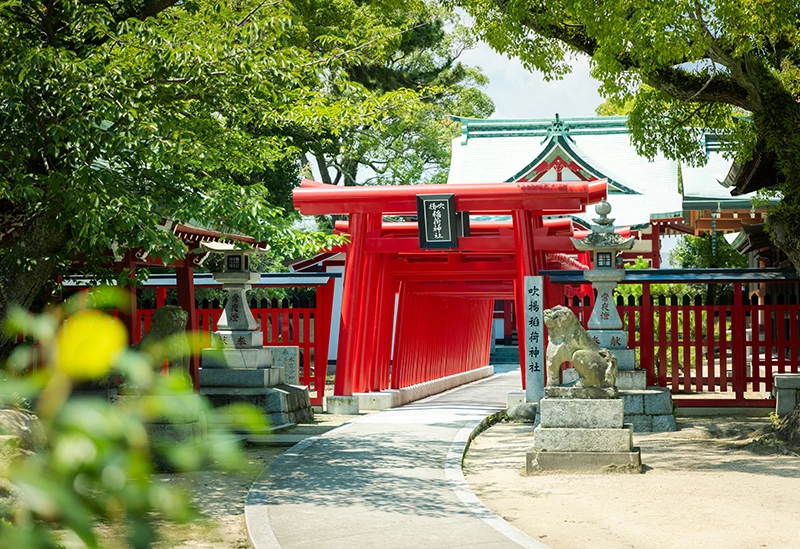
[57,311,128,379]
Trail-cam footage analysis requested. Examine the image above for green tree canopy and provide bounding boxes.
[450,0,800,270]
[296,1,494,186]
[0,0,457,356]
[669,233,748,269]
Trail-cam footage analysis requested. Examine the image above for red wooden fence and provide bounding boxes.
[137,305,329,406]
[560,281,800,407]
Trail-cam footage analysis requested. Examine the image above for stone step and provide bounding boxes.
[201,347,274,369]
[620,387,673,416]
[246,433,307,446]
[199,367,284,388]
[616,369,647,390]
[612,349,636,370]
[201,385,314,424]
[624,413,677,433]
[539,397,624,429]
[491,347,519,354]
[490,346,521,364]
[532,424,633,453]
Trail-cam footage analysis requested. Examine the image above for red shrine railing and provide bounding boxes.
[555,279,800,407]
[136,300,331,406]
[16,296,333,407]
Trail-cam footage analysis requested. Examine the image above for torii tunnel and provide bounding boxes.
[293,178,607,398]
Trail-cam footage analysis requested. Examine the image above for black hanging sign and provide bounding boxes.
[416,194,458,249]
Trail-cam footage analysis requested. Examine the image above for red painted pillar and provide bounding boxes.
[176,262,199,391]
[156,287,167,308]
[115,253,139,343]
[650,224,662,268]
[503,300,513,344]
[313,278,336,406]
[513,209,538,388]
[544,275,563,310]
[391,283,409,390]
[371,256,395,391]
[334,212,368,396]
[353,214,382,393]
[579,251,593,302]
[732,282,746,402]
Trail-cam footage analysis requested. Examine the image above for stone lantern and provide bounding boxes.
[200,241,268,347]
[198,241,313,425]
[570,200,635,331]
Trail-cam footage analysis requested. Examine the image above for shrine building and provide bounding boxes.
[290,115,780,412]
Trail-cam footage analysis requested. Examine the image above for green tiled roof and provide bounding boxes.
[453,114,630,141]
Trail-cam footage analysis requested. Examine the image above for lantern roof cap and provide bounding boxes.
[200,241,269,254]
[571,200,635,252]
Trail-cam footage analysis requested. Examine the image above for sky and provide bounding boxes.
[458,42,605,120]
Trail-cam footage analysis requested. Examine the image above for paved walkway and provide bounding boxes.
[246,370,547,549]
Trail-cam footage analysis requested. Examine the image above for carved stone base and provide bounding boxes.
[214,330,263,348]
[545,386,619,399]
[526,449,642,474]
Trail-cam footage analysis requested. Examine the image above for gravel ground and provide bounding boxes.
[464,417,800,549]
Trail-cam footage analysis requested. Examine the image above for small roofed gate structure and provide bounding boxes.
[293,178,606,406]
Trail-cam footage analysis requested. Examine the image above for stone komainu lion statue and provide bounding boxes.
[133,305,190,375]
[543,306,617,388]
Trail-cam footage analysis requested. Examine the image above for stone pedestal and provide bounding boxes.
[526,391,641,474]
[772,374,800,416]
[112,394,206,471]
[202,385,313,426]
[200,344,312,426]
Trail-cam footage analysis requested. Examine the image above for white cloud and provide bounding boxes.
[458,42,605,120]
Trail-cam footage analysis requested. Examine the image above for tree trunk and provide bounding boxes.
[0,208,68,359]
[753,92,800,274]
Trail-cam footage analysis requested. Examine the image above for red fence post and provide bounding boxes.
[372,258,395,392]
[640,283,654,386]
[354,214,382,393]
[732,282,747,402]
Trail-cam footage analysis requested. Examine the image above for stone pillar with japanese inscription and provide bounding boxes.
[523,276,545,402]
[583,269,636,372]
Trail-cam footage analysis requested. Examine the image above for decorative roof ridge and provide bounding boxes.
[452,114,632,144]
[451,115,630,127]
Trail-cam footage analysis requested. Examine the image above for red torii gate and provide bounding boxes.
[293,178,607,400]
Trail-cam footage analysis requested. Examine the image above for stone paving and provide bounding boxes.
[245,367,547,549]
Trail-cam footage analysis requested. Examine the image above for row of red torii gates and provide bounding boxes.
[293,178,608,397]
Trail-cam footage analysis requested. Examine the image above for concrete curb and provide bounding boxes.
[244,421,355,549]
[356,365,495,410]
[446,413,552,549]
